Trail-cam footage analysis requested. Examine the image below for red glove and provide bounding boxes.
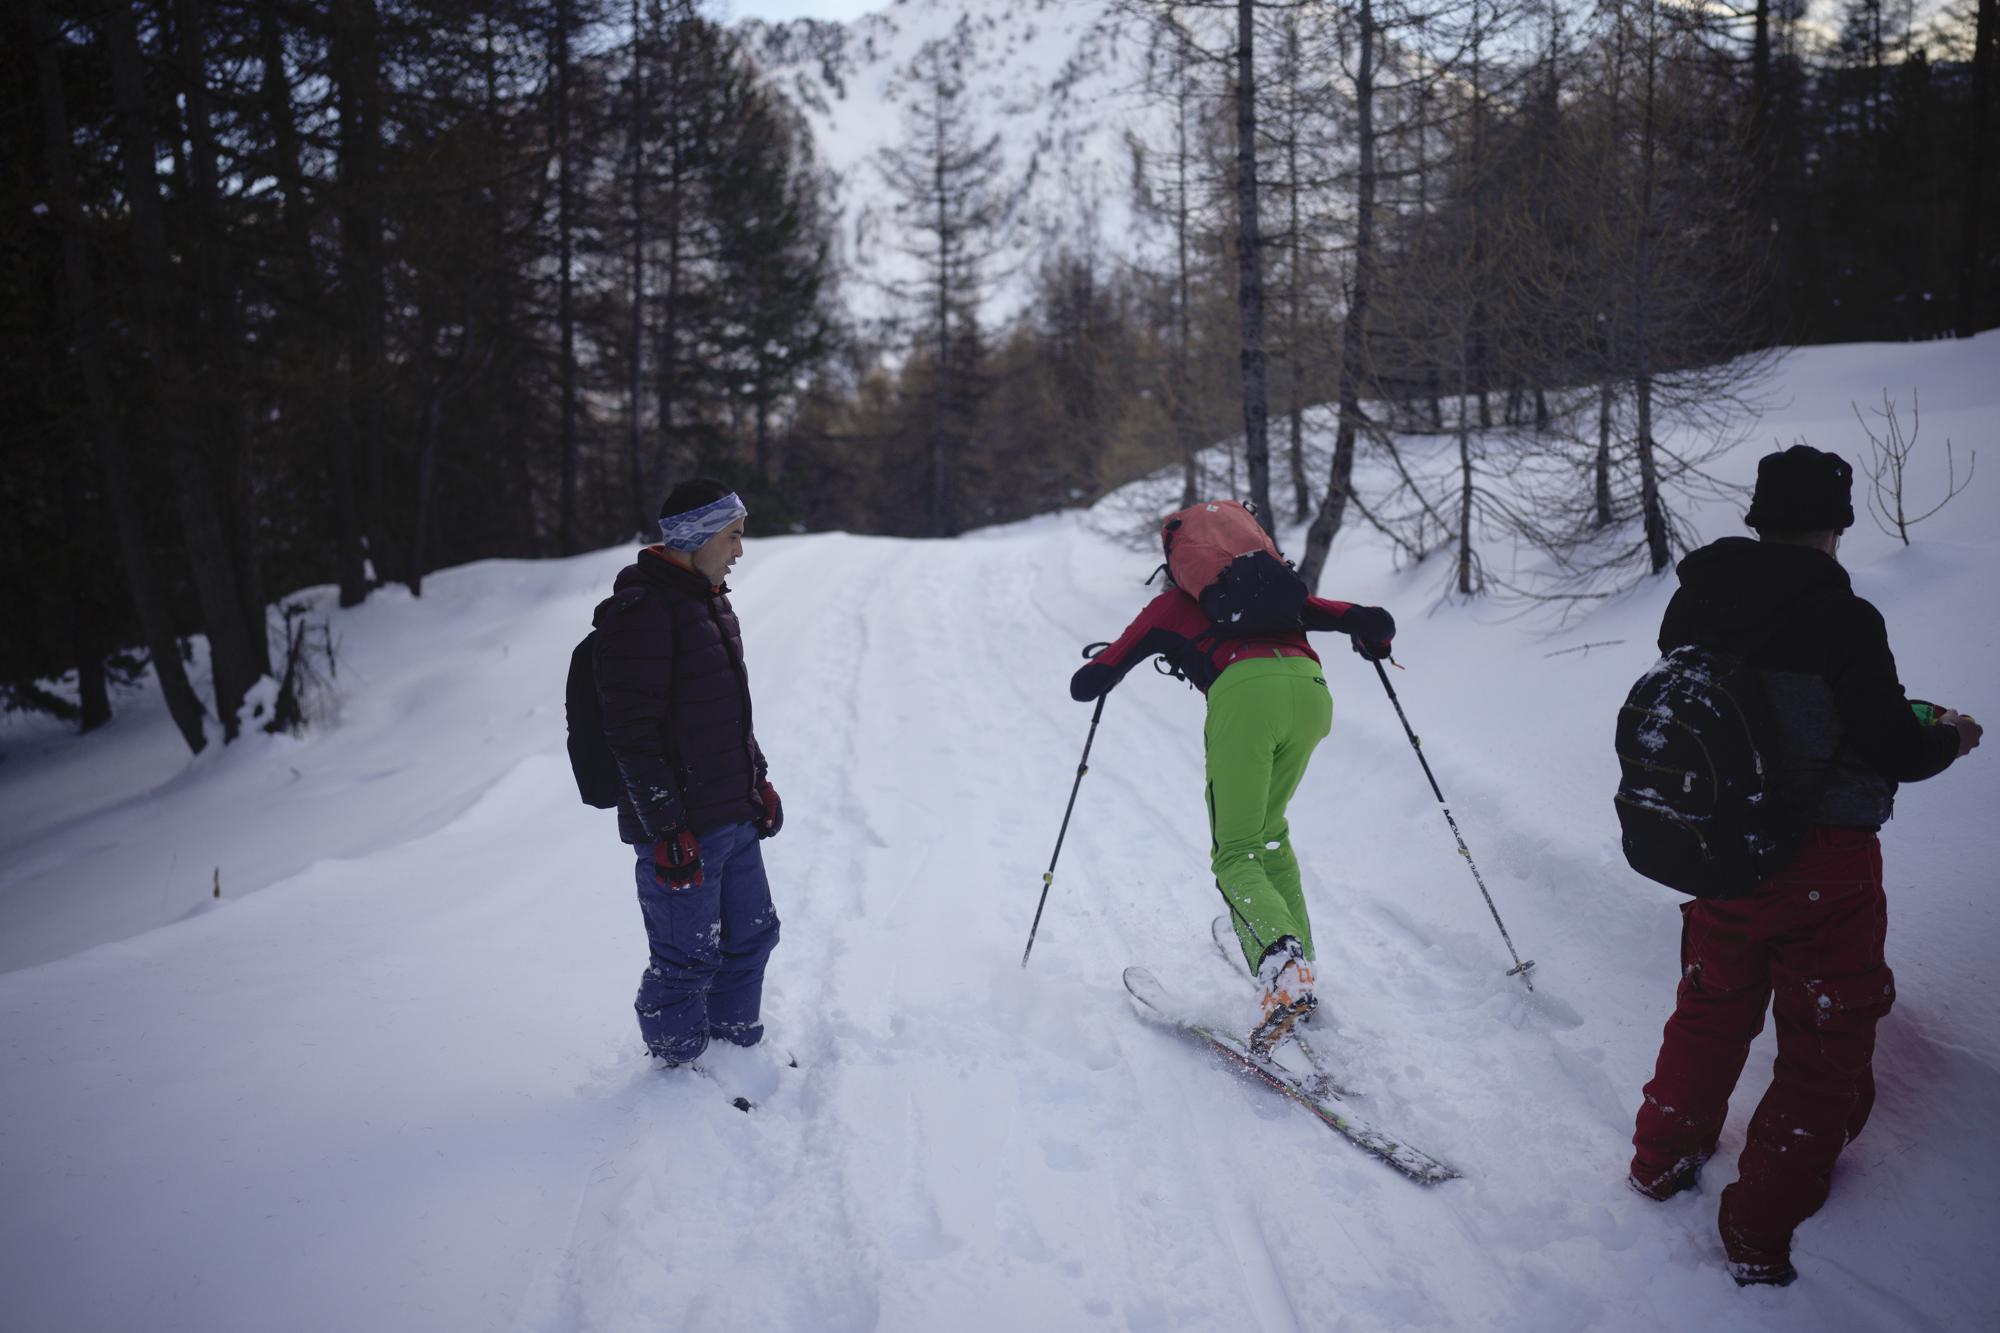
[754,779,783,839]
[653,828,702,889]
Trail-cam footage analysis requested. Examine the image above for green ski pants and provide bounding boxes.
[1205,655,1333,974]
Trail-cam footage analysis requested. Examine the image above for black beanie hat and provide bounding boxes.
[659,477,731,521]
[1744,445,1854,533]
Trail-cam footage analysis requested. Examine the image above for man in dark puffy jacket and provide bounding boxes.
[592,478,783,1067]
[1626,445,1981,1286]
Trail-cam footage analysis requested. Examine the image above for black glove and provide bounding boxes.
[1070,661,1114,702]
[652,827,702,889]
[1339,605,1394,661]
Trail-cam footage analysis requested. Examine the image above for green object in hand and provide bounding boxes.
[1910,700,1941,726]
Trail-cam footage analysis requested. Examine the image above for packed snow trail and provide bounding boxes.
[3,337,1998,1331]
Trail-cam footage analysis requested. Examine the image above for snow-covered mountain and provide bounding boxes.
[3,334,1996,1330]
[739,0,1164,329]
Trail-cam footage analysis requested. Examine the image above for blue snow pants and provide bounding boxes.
[632,820,780,1064]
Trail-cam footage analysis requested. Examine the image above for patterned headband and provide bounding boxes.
[658,493,748,551]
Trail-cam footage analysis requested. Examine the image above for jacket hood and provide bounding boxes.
[1670,536,1851,645]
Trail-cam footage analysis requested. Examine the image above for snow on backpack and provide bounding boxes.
[1160,499,1307,637]
[565,632,623,809]
[1613,631,1805,898]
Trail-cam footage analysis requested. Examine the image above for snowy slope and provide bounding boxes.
[741,0,1159,328]
[3,334,1998,1332]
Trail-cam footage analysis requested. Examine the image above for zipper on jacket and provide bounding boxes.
[709,593,759,805]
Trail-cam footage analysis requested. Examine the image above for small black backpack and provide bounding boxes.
[1198,549,1310,638]
[1613,630,1804,898]
[565,632,622,809]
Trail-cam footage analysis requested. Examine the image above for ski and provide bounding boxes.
[678,1065,754,1111]
[694,1047,798,1113]
[700,1040,800,1104]
[1208,915,1357,1100]
[1123,966,1460,1185]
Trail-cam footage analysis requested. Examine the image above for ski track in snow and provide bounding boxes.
[4,337,2000,1331]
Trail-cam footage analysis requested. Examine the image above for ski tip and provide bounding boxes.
[1122,966,1172,1015]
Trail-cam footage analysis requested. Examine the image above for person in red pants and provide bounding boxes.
[1626,445,1981,1286]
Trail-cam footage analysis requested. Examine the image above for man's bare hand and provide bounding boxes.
[1940,709,1983,757]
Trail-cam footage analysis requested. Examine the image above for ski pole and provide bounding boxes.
[1022,644,1110,968]
[1370,657,1537,992]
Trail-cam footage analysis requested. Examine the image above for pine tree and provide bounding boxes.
[876,18,1017,537]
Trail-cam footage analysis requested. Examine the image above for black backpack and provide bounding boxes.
[1613,629,1805,898]
[565,632,622,809]
[1197,549,1310,639]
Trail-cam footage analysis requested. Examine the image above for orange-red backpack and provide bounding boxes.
[1160,499,1308,637]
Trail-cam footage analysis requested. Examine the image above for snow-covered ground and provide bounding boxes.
[3,335,1996,1332]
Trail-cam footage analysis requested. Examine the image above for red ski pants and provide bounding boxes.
[1630,827,1897,1264]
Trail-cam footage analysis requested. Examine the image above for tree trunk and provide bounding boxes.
[1457,399,1476,596]
[1470,3,1492,432]
[555,0,580,555]
[1635,13,1671,574]
[755,399,773,479]
[264,5,365,606]
[926,73,960,539]
[106,0,261,737]
[654,17,686,519]
[32,0,208,751]
[1635,373,1667,570]
[1750,0,1783,341]
[1595,383,1615,529]
[61,437,113,733]
[321,1,377,602]
[629,0,649,530]
[1962,0,1995,336]
[1299,0,1376,588]
[73,602,112,733]
[1284,14,1308,523]
[334,0,396,586]
[1174,33,1198,508]
[175,0,272,685]
[1232,0,1273,527]
[409,350,450,596]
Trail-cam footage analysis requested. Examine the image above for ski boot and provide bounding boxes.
[1249,937,1317,1056]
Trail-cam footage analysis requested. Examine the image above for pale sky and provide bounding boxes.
[719,0,885,21]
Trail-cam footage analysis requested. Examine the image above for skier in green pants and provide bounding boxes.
[1070,500,1394,1051]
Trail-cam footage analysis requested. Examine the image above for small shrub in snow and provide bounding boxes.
[1853,389,1976,546]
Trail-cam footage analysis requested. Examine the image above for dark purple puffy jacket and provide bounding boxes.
[592,547,766,844]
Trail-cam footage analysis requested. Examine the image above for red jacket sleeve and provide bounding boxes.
[1070,591,1207,700]
[1303,596,1395,645]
